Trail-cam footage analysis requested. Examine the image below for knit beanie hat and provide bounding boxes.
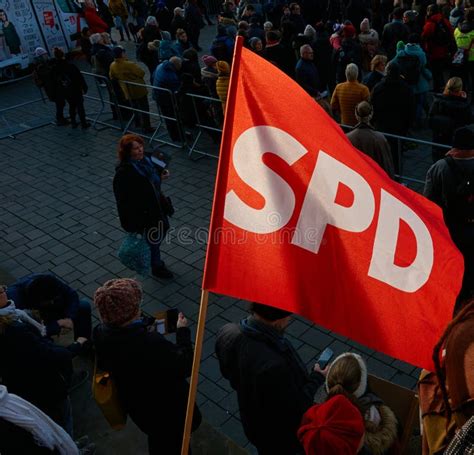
[396,40,405,51]
[304,24,316,38]
[297,395,365,455]
[202,54,217,66]
[34,47,48,57]
[216,60,230,75]
[94,279,142,327]
[453,126,474,150]
[343,24,356,38]
[249,37,262,50]
[403,10,418,22]
[249,302,292,321]
[360,18,370,32]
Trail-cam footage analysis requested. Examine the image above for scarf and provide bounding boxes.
[131,156,162,194]
[0,386,79,455]
[0,300,46,336]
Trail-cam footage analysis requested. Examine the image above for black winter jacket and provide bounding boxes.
[93,322,201,438]
[113,159,168,234]
[0,319,77,416]
[371,75,414,135]
[215,317,324,455]
[429,94,471,145]
[54,60,88,100]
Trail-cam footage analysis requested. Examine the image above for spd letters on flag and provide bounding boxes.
[203,42,464,370]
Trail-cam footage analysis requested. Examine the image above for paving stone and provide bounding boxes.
[218,417,249,448]
[0,92,429,453]
[391,359,416,376]
[199,377,228,402]
[328,339,352,357]
[200,356,222,382]
[199,401,231,428]
[218,392,240,416]
[391,372,418,390]
[299,327,334,350]
[366,357,397,381]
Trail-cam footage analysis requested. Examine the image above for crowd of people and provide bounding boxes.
[1,268,474,454]
[2,0,474,454]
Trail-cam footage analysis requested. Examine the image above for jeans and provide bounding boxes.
[131,95,151,129]
[146,227,164,269]
[157,97,182,142]
[55,98,66,121]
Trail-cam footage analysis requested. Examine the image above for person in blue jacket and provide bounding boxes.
[391,34,432,125]
[6,273,92,341]
[153,56,183,142]
[295,44,320,97]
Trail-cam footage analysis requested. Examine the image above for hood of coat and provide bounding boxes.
[404,43,423,56]
[364,404,398,454]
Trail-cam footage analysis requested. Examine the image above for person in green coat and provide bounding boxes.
[0,10,22,55]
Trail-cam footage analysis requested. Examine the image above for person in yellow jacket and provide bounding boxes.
[453,12,474,91]
[108,0,131,41]
[216,60,230,112]
[109,46,153,133]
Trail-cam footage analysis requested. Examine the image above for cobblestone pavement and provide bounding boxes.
[0,30,433,453]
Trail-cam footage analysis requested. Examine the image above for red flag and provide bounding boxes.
[203,39,464,370]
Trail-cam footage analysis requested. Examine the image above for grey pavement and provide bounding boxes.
[0,25,431,454]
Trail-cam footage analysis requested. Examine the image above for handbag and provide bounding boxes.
[92,358,127,430]
[118,232,151,276]
[160,193,175,217]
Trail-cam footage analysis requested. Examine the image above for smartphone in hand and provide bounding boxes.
[166,308,179,333]
[316,347,334,369]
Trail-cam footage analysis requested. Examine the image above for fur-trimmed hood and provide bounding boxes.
[364,404,399,455]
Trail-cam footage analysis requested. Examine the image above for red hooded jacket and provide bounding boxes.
[84,6,108,34]
[422,13,454,61]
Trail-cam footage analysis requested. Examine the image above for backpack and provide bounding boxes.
[398,54,421,85]
[444,156,474,225]
[433,19,451,46]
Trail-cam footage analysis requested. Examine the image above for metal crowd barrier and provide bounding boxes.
[185,92,223,160]
[81,71,185,149]
[1,72,453,192]
[0,75,53,140]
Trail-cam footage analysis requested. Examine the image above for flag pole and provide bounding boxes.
[180,288,209,455]
[180,37,245,455]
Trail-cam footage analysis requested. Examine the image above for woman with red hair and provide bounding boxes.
[113,134,174,279]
